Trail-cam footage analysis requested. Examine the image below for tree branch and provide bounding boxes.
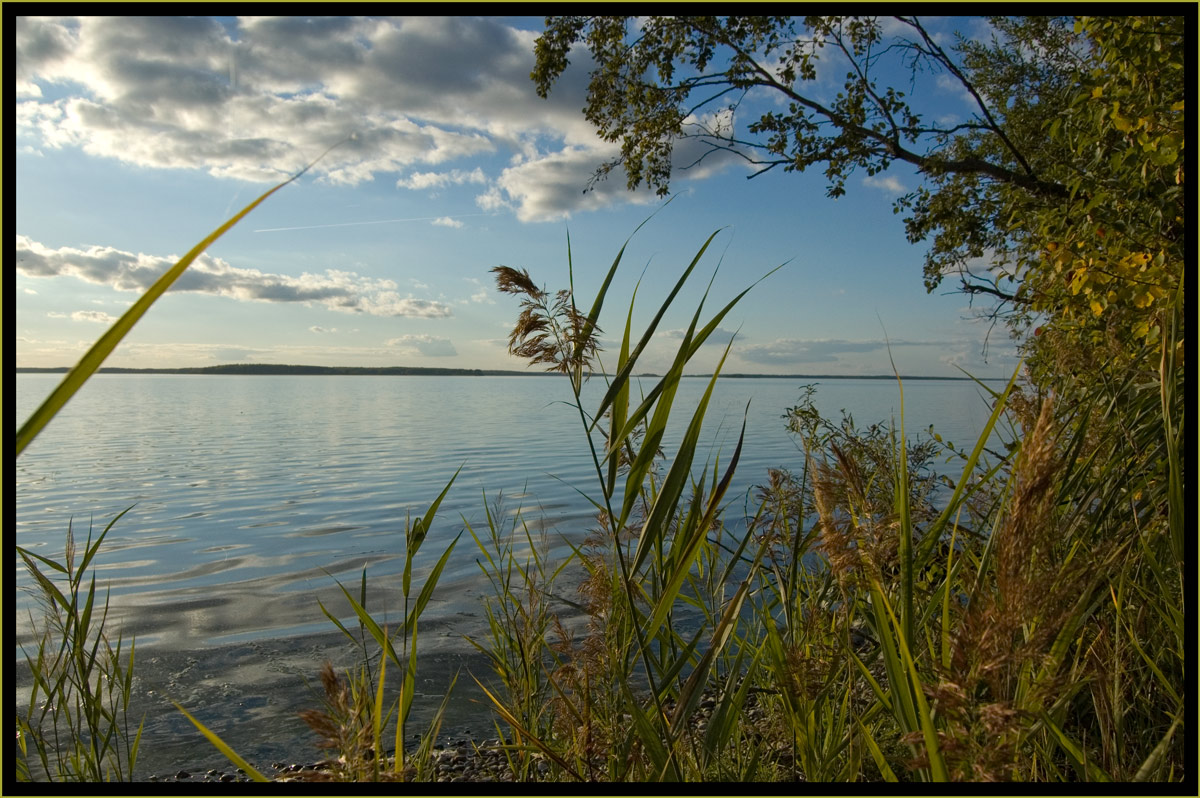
[686,18,1071,200]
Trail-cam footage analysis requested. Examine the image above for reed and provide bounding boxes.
[15,204,1184,781]
[16,511,143,782]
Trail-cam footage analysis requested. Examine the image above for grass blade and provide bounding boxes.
[471,676,584,781]
[172,703,270,782]
[15,141,348,458]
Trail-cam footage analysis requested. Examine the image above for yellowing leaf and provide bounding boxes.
[1090,298,1105,316]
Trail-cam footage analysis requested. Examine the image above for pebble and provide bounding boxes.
[148,682,817,783]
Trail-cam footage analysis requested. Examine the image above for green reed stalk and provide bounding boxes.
[16,510,143,782]
[490,220,780,781]
[15,139,349,459]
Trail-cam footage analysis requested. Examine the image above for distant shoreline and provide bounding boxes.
[16,364,1002,381]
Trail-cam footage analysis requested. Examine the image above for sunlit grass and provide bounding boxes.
[14,209,1185,782]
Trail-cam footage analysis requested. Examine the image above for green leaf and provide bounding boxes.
[405,532,463,635]
[15,141,348,459]
[173,702,271,782]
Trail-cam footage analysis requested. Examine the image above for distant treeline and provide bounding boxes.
[16,364,521,377]
[17,364,995,380]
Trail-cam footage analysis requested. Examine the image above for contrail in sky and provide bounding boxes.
[253,213,496,233]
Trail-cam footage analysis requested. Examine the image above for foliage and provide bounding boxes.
[13,207,1185,782]
[479,225,787,781]
[13,136,348,782]
[532,15,1185,360]
[16,512,143,782]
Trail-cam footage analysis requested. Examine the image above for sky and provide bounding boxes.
[14,15,1023,378]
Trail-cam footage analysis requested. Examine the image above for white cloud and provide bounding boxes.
[461,277,494,304]
[397,167,487,191]
[14,18,594,196]
[14,16,743,224]
[47,309,117,324]
[17,234,453,319]
[309,325,337,333]
[486,145,660,223]
[863,174,906,195]
[385,333,457,357]
[431,216,464,229]
[658,327,738,346]
[935,73,975,107]
[739,337,941,366]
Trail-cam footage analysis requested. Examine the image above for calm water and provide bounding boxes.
[14,373,1002,775]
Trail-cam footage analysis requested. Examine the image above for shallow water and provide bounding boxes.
[14,372,1004,776]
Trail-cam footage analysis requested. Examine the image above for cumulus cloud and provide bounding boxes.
[385,333,457,357]
[309,325,337,333]
[487,145,660,222]
[14,16,749,224]
[14,17,616,216]
[17,234,452,318]
[431,216,464,228]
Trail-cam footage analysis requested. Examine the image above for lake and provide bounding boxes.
[14,372,1005,776]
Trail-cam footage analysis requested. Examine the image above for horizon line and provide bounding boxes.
[16,364,1008,381]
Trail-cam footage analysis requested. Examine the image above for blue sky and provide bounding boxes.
[15,15,1021,377]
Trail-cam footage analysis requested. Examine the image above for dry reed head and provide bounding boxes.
[298,662,355,751]
[924,394,1098,780]
[810,444,899,592]
[491,265,601,377]
[294,661,404,781]
[492,265,544,299]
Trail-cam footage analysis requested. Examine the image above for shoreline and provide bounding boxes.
[16,365,1003,381]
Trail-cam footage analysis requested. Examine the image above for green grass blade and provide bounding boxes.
[414,672,459,776]
[1133,711,1182,782]
[625,686,674,781]
[411,466,462,548]
[15,145,344,458]
[605,284,638,499]
[471,675,584,781]
[330,578,405,668]
[1039,710,1112,782]
[14,546,68,576]
[630,355,724,576]
[856,717,899,782]
[401,624,419,728]
[873,582,947,781]
[405,532,462,633]
[591,229,722,434]
[674,540,762,736]
[172,702,270,782]
[372,648,387,781]
[16,549,71,613]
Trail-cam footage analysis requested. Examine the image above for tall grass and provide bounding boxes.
[15,199,1184,781]
[16,511,143,782]
[471,226,1185,782]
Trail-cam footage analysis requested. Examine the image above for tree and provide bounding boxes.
[532,16,1184,363]
[535,17,1188,780]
